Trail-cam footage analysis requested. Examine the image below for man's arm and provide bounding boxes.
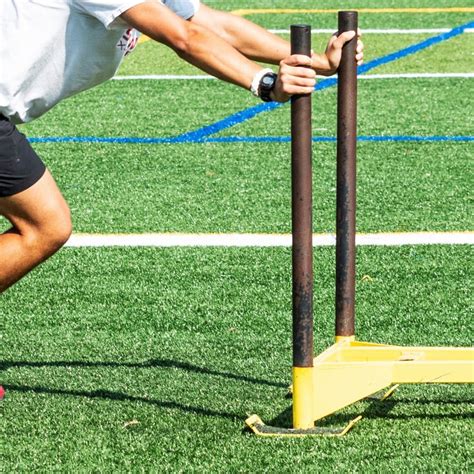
[120,1,316,102]
[191,4,364,76]
[190,4,292,64]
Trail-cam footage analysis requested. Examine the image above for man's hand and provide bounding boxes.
[271,55,316,102]
[312,30,364,76]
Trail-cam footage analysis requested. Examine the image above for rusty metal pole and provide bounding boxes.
[291,24,314,429]
[336,11,358,340]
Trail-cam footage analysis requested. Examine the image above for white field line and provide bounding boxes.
[113,73,474,80]
[358,73,474,79]
[113,75,214,80]
[268,28,474,34]
[65,232,474,248]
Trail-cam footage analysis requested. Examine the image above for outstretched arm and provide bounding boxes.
[120,1,315,102]
[191,3,364,76]
[190,4,292,64]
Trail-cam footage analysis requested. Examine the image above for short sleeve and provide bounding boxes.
[161,0,200,20]
[74,0,148,28]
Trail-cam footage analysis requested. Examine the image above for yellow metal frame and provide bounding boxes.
[246,339,474,436]
[311,339,473,422]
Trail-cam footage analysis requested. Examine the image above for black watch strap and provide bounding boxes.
[258,72,278,102]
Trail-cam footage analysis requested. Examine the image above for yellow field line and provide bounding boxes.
[231,8,474,16]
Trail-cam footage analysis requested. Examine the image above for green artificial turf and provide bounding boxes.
[0,140,468,235]
[220,0,474,29]
[375,33,474,74]
[210,0,473,10]
[244,12,474,30]
[1,246,473,471]
[0,139,471,235]
[220,78,474,137]
[19,76,474,139]
[19,80,256,139]
[1,0,473,471]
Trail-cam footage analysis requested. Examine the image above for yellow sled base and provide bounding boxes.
[245,338,474,437]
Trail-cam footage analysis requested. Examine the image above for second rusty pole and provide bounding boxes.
[336,11,358,340]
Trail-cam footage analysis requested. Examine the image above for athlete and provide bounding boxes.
[0,0,363,398]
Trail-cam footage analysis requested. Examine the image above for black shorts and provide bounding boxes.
[0,115,46,197]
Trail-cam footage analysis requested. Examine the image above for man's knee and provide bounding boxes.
[0,168,73,258]
[24,204,72,256]
[41,205,72,253]
[46,207,72,250]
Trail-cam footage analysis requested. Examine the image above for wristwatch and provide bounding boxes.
[258,72,278,102]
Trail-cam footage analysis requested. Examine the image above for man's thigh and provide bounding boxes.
[0,169,70,233]
[0,115,46,199]
[0,117,69,232]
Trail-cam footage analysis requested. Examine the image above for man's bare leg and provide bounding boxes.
[0,169,72,292]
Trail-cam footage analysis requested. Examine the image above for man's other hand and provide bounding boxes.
[312,29,364,77]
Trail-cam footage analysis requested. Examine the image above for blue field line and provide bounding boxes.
[29,136,176,144]
[172,79,337,143]
[29,135,474,144]
[201,135,474,144]
[173,20,474,142]
[356,20,474,75]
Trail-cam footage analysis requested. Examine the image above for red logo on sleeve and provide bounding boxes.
[117,28,139,56]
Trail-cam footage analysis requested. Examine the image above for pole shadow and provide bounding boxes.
[1,358,289,423]
[1,358,287,388]
[3,382,239,421]
[265,389,473,431]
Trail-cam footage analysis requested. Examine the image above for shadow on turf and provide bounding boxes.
[1,358,287,388]
[264,392,473,431]
[3,360,472,427]
[3,382,241,420]
[1,358,287,422]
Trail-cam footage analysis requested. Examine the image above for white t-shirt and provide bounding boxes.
[0,0,200,124]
